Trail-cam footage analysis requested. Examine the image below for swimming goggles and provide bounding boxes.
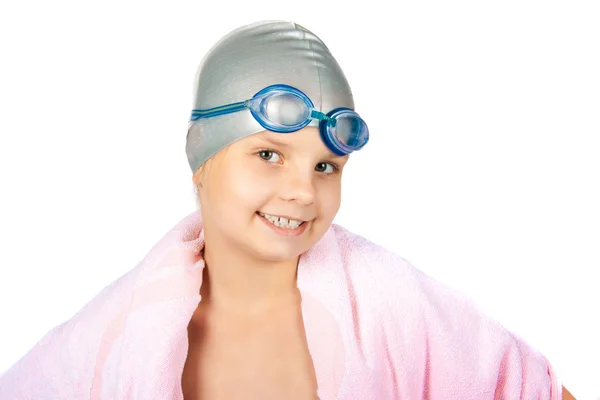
[190,84,369,156]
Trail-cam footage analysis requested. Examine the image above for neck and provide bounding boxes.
[200,231,300,316]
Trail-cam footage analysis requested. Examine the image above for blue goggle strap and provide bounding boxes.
[190,101,248,121]
[310,110,336,127]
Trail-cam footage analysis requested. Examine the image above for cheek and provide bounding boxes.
[316,181,342,221]
[210,163,272,211]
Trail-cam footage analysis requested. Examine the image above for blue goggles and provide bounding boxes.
[190,84,369,156]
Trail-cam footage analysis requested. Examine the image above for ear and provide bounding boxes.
[192,165,204,189]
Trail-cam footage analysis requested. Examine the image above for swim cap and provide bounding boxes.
[185,20,355,173]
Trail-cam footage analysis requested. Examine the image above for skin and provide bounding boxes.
[192,126,348,315]
[188,126,576,399]
[182,126,346,399]
[563,386,576,400]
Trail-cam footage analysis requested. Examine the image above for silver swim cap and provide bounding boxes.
[185,20,355,173]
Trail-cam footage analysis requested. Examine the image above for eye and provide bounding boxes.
[315,162,338,174]
[258,150,281,163]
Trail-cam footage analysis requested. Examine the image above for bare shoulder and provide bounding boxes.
[562,386,576,400]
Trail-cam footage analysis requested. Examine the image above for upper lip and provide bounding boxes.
[258,211,310,222]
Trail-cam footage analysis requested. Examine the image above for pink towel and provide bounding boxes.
[0,210,562,399]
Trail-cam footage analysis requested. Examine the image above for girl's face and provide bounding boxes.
[196,126,349,263]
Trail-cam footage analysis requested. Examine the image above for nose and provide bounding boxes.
[278,167,316,206]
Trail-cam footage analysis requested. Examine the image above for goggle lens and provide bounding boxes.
[261,93,310,126]
[327,112,369,150]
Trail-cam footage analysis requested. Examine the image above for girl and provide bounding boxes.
[0,20,574,400]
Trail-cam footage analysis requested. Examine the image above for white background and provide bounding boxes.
[1,0,598,398]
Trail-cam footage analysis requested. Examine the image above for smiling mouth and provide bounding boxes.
[256,211,306,230]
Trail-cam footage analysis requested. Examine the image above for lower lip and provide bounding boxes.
[256,212,309,237]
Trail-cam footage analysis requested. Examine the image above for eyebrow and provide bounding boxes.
[253,132,349,160]
[254,133,291,148]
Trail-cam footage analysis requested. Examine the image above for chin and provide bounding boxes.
[257,232,319,261]
[253,242,305,263]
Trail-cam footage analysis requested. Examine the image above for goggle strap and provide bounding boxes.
[190,101,247,121]
[310,110,328,121]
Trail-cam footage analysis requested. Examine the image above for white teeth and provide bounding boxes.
[259,212,303,229]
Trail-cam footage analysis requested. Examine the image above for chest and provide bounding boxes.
[181,305,319,400]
